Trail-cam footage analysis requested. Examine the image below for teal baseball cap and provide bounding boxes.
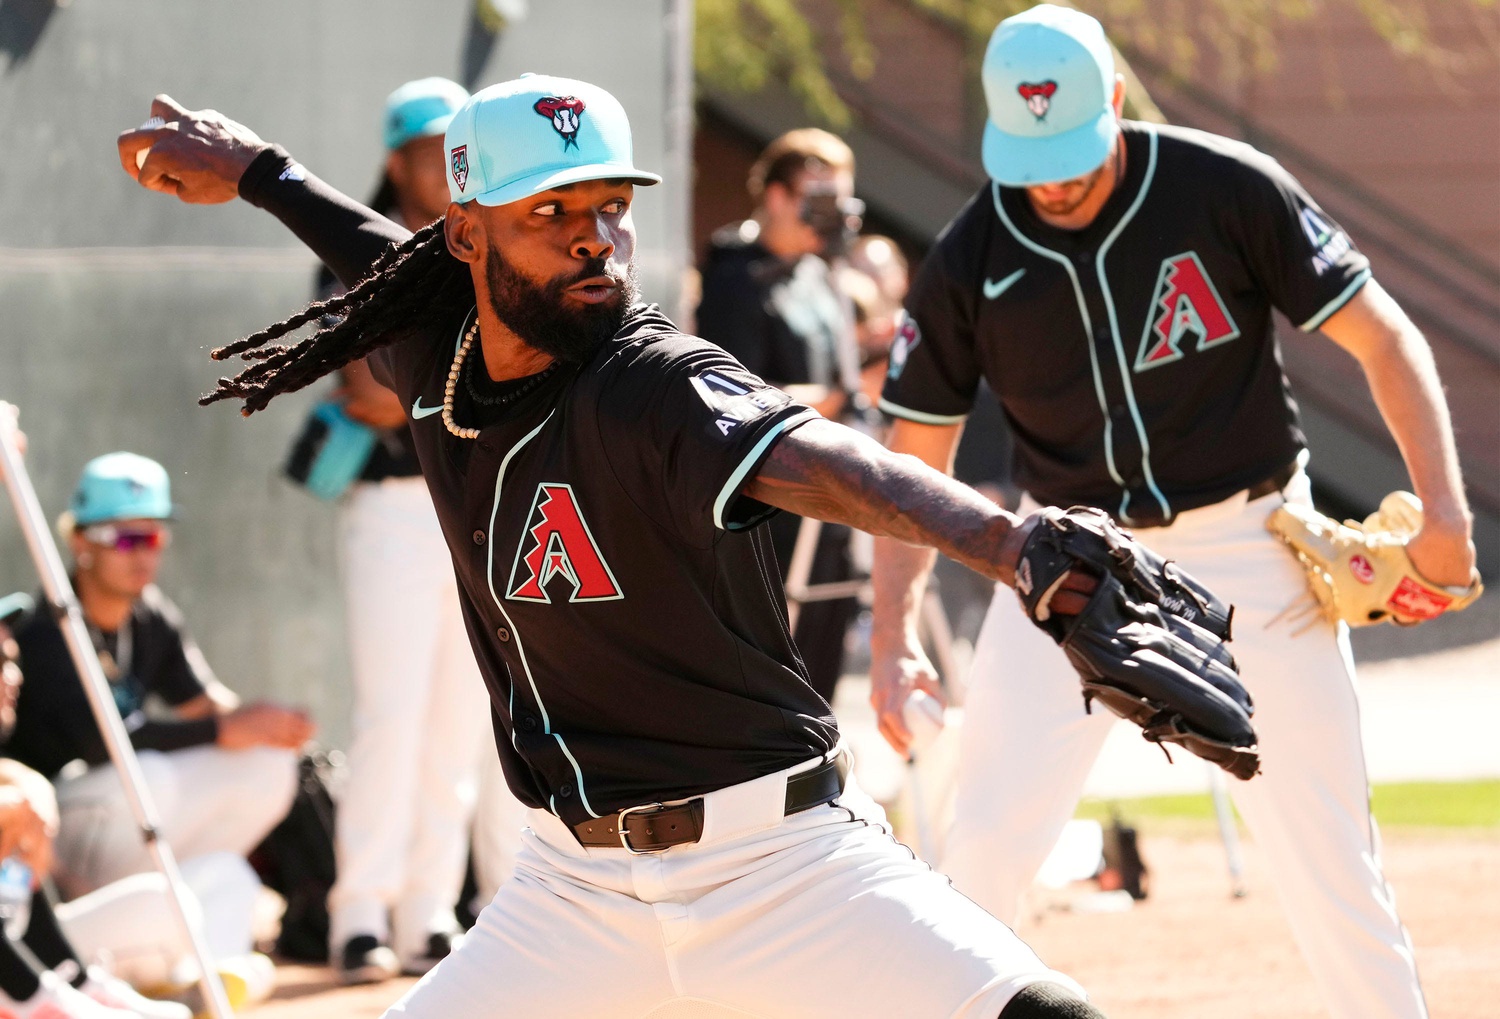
[444,73,661,207]
[385,77,470,151]
[68,452,173,527]
[981,4,1120,187]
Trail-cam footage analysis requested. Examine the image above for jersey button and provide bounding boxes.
[558,783,574,798]
[496,627,511,642]
[520,715,538,732]
[1075,250,1093,267]
[472,529,486,545]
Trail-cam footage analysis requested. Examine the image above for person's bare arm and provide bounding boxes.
[338,358,407,428]
[174,690,314,751]
[865,418,963,753]
[744,417,1087,754]
[1318,279,1477,587]
[214,703,317,751]
[746,418,1023,584]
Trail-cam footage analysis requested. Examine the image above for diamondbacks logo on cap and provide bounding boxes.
[534,96,586,150]
[1134,251,1240,372]
[1016,81,1058,120]
[450,145,469,192]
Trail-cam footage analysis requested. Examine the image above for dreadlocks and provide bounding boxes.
[200,220,473,415]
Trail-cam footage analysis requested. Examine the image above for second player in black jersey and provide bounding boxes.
[882,119,1370,525]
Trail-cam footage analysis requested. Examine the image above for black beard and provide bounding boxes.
[484,247,639,364]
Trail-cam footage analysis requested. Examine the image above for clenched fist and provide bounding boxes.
[117,94,270,204]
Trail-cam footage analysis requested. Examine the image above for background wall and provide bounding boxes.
[0,0,692,747]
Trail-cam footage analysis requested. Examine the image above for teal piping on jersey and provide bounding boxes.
[711,409,819,531]
[876,397,969,426]
[991,183,1128,498]
[483,409,603,820]
[457,306,475,353]
[1299,267,1371,332]
[1093,128,1171,523]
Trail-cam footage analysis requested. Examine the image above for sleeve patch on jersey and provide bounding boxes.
[885,312,921,382]
[1298,205,1353,276]
[690,369,788,437]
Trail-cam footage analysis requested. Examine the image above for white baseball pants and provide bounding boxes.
[385,754,1086,1019]
[329,477,495,960]
[941,482,1428,1019]
[51,744,297,896]
[468,746,529,907]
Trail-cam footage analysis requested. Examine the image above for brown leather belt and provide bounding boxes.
[571,751,850,854]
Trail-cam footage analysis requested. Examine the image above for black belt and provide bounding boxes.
[571,751,850,854]
[1246,460,1299,502]
[1114,460,1300,528]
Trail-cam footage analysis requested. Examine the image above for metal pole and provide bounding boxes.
[0,404,235,1019]
[1208,762,1247,898]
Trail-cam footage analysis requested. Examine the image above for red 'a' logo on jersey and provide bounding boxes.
[1134,252,1241,372]
[505,484,623,603]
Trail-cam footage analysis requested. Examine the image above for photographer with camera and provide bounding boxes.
[696,129,867,704]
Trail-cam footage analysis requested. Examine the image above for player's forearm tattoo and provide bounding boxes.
[747,418,1019,583]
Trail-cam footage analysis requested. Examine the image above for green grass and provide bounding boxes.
[1077,779,1500,830]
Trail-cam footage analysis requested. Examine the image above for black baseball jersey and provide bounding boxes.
[8,586,220,778]
[882,121,1371,525]
[240,149,838,826]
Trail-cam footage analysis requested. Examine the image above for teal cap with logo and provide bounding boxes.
[443,73,661,208]
[385,77,471,151]
[981,4,1119,187]
[68,452,173,527]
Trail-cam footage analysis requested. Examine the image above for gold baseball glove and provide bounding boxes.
[1267,491,1483,627]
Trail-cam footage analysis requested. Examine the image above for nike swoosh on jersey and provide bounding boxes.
[982,268,1026,300]
[411,399,443,419]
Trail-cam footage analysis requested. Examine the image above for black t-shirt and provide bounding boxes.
[8,586,218,779]
[882,121,1371,526]
[240,149,839,825]
[696,223,845,389]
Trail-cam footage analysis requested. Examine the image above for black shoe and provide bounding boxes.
[337,934,399,986]
[401,931,461,977]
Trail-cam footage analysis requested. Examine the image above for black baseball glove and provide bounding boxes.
[1014,507,1260,780]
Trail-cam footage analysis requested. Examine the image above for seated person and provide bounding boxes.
[5,453,312,898]
[0,594,187,1019]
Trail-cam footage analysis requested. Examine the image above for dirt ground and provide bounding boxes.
[245,827,1498,1019]
[1019,830,1500,1019]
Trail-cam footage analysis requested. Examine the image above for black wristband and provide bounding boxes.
[237,144,298,207]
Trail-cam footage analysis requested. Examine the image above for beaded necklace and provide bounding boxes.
[441,315,561,439]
